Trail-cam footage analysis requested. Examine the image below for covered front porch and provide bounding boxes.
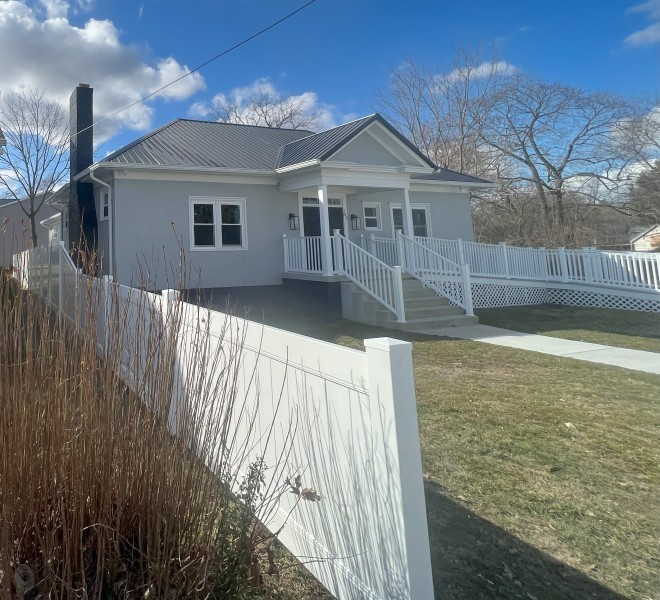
[279,177,419,277]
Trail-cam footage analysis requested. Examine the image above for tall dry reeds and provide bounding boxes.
[0,263,298,599]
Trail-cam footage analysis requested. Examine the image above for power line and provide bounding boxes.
[76,0,319,141]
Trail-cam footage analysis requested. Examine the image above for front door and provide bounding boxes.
[392,207,429,237]
[301,200,345,237]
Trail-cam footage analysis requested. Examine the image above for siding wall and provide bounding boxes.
[112,177,298,289]
[345,188,474,244]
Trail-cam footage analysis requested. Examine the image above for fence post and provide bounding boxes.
[582,247,593,283]
[396,230,406,270]
[363,337,433,599]
[392,266,406,322]
[558,247,569,282]
[282,234,290,273]
[333,229,343,274]
[461,263,474,316]
[161,288,181,435]
[102,275,112,357]
[58,245,64,317]
[360,233,365,249]
[47,242,53,305]
[499,242,510,279]
[457,238,466,266]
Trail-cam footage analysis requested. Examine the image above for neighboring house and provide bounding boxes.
[66,85,493,293]
[630,225,660,252]
[0,196,59,267]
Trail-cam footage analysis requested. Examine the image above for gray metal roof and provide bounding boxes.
[411,168,492,184]
[277,113,437,169]
[277,115,373,168]
[104,119,313,170]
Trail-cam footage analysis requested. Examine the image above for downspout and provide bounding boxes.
[88,167,113,275]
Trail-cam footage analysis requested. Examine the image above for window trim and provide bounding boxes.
[100,191,109,221]
[389,203,432,238]
[362,202,382,231]
[189,196,248,251]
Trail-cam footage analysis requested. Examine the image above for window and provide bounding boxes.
[100,192,109,221]
[190,198,247,250]
[363,203,381,230]
[391,205,430,237]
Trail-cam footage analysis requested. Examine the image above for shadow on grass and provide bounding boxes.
[424,479,627,600]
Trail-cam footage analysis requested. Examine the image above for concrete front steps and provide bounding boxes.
[341,274,478,331]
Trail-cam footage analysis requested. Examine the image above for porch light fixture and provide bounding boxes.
[288,213,299,230]
[350,214,361,230]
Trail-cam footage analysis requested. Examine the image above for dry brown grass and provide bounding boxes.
[0,271,328,599]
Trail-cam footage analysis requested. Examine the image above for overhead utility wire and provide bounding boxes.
[73,0,318,141]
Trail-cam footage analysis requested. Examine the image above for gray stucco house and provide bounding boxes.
[63,85,492,297]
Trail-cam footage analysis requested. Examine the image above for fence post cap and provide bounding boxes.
[364,337,412,353]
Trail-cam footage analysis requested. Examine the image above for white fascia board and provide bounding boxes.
[40,213,61,227]
[410,179,498,192]
[274,159,321,174]
[76,163,277,185]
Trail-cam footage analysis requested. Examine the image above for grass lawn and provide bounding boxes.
[477,304,660,353]
[195,288,660,600]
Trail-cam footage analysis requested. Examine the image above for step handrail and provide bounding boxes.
[398,232,474,316]
[333,232,405,322]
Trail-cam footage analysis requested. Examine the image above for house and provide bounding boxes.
[630,225,660,252]
[64,85,494,327]
[0,196,60,267]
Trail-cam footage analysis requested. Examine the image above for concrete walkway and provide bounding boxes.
[413,324,660,375]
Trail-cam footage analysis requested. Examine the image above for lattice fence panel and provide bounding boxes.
[549,288,660,313]
[471,283,551,308]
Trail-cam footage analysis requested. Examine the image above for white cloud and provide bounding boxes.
[443,61,517,84]
[190,78,339,130]
[0,1,205,145]
[624,0,660,46]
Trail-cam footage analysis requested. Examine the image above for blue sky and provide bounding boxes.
[0,0,658,158]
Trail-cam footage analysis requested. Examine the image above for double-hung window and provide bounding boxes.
[190,197,247,250]
[100,192,109,221]
[362,203,381,230]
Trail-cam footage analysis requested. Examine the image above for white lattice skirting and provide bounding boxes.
[470,279,660,313]
[548,288,660,313]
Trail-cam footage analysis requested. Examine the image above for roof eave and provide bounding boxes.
[75,162,277,181]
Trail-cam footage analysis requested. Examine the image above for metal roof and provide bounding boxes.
[277,113,437,169]
[99,115,497,183]
[104,119,313,170]
[411,168,493,184]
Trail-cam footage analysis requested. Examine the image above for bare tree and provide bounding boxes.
[377,50,509,179]
[477,76,638,233]
[0,89,69,247]
[211,87,321,130]
[628,160,660,225]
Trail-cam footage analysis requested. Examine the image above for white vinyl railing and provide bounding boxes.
[334,232,406,322]
[398,233,474,316]
[365,235,399,267]
[283,235,323,273]
[366,234,660,293]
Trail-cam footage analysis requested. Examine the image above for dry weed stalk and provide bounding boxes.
[0,254,306,599]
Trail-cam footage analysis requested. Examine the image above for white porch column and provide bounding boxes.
[402,187,414,239]
[318,184,334,275]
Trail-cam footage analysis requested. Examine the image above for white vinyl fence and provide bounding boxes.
[13,243,434,600]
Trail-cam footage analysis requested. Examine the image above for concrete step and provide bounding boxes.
[376,304,465,319]
[394,314,479,330]
[403,295,452,308]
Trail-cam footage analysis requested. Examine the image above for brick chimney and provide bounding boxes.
[68,83,97,255]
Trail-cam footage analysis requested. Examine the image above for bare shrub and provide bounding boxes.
[0,262,310,598]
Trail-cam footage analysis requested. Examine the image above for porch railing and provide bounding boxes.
[366,233,660,292]
[283,235,323,273]
[399,233,474,316]
[334,232,405,322]
[365,235,399,267]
